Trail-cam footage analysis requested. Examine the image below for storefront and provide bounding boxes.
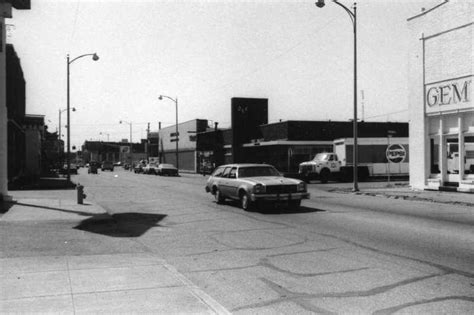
[408,1,474,192]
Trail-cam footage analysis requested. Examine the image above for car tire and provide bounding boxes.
[320,169,330,184]
[240,192,253,211]
[215,189,225,204]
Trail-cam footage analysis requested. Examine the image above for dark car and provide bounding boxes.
[134,162,145,174]
[60,163,78,175]
[101,161,114,171]
[205,163,309,211]
[156,163,178,176]
[88,161,100,174]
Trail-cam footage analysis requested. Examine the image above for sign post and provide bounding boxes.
[386,136,407,187]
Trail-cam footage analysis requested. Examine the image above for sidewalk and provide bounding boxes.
[319,181,474,207]
[0,193,230,314]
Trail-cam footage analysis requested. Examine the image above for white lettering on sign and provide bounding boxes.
[386,144,406,163]
[425,78,472,113]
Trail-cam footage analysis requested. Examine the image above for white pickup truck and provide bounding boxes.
[298,137,409,183]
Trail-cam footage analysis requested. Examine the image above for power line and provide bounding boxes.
[364,109,408,121]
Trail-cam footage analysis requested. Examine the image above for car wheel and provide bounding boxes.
[320,169,330,184]
[215,189,225,204]
[240,192,253,211]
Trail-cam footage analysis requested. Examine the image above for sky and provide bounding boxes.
[7,0,442,150]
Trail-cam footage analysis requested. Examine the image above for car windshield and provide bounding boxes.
[313,153,330,162]
[238,166,280,178]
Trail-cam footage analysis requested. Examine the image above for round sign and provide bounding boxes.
[386,144,406,163]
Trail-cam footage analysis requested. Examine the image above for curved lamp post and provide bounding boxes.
[316,0,358,191]
[67,53,99,181]
[158,95,179,174]
[99,132,110,142]
[59,107,75,141]
[119,120,133,171]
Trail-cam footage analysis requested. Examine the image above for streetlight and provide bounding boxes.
[67,52,99,182]
[316,0,359,191]
[158,95,179,174]
[100,132,110,141]
[119,120,133,171]
[59,107,75,141]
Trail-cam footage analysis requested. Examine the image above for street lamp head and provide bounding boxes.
[315,0,325,8]
[158,95,163,100]
[119,120,123,124]
[72,107,76,112]
[92,53,99,61]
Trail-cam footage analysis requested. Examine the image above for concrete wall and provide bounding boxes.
[408,0,474,190]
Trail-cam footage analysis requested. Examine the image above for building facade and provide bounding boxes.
[23,114,44,178]
[198,120,408,174]
[408,0,474,192]
[82,140,146,165]
[150,119,209,172]
[6,44,26,183]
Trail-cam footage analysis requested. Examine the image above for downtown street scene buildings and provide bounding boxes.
[0,0,473,199]
[0,1,473,314]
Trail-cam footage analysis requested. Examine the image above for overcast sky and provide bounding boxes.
[8,0,441,149]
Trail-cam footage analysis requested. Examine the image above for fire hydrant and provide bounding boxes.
[77,184,86,204]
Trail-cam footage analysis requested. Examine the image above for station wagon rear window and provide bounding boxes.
[238,166,280,178]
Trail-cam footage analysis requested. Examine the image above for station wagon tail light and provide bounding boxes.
[297,182,306,192]
[253,184,266,194]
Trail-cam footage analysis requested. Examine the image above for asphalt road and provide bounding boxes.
[72,168,474,314]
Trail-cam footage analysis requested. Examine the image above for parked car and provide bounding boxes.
[205,163,309,211]
[156,163,178,176]
[101,161,114,171]
[60,163,78,175]
[133,162,146,174]
[143,163,158,174]
[88,161,100,174]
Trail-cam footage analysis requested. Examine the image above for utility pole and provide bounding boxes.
[158,121,161,163]
[147,122,150,161]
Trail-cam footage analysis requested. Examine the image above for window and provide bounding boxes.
[221,167,232,178]
[211,166,224,177]
[229,168,237,178]
[238,166,280,177]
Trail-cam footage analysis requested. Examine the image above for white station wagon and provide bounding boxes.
[205,163,310,211]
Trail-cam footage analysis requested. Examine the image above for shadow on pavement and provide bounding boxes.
[9,177,76,190]
[255,205,326,215]
[8,201,95,216]
[224,200,325,215]
[75,212,167,237]
[0,201,14,214]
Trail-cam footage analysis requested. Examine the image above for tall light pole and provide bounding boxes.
[316,0,358,191]
[100,132,110,141]
[119,120,133,171]
[59,107,75,141]
[67,53,99,182]
[158,95,179,174]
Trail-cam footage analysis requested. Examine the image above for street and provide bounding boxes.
[38,167,474,313]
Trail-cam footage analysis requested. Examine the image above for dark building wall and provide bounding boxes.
[6,45,25,121]
[6,44,26,181]
[231,98,268,162]
[197,120,408,172]
[260,121,409,143]
[285,121,408,141]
